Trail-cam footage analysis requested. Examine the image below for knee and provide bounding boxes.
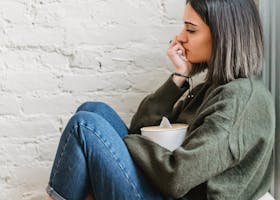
[66,111,107,143]
[69,111,103,127]
[76,101,110,113]
[68,111,117,140]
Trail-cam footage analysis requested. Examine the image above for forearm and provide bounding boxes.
[129,75,189,134]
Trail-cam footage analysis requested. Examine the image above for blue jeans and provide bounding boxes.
[46,102,170,200]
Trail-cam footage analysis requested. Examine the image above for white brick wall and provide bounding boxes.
[0,0,187,199]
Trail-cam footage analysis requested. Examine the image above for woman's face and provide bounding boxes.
[177,3,212,64]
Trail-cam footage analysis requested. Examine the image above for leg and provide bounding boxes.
[76,101,128,138]
[47,111,166,200]
[78,101,127,199]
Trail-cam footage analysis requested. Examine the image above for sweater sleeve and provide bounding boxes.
[128,75,189,134]
[123,94,240,198]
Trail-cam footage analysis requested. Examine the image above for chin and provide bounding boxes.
[189,58,208,64]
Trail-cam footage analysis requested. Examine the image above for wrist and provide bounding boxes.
[172,72,190,79]
[172,72,190,88]
[175,70,189,77]
[172,75,185,87]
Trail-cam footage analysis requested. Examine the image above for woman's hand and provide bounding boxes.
[167,36,192,76]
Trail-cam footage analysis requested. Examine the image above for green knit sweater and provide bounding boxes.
[123,75,275,200]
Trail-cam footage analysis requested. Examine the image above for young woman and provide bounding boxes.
[46,0,275,199]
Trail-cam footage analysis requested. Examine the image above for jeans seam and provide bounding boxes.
[77,123,144,200]
[51,131,72,186]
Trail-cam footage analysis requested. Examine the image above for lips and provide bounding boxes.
[183,48,189,54]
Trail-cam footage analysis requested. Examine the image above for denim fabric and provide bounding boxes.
[47,102,170,200]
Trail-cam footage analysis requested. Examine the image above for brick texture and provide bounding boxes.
[0,0,189,199]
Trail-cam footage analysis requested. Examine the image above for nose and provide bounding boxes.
[177,29,188,44]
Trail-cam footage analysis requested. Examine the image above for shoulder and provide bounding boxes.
[212,75,275,136]
[208,75,273,107]
[198,75,275,127]
[200,77,253,114]
[212,76,253,100]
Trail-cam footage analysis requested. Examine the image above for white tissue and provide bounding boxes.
[159,116,172,128]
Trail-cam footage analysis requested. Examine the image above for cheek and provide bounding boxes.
[187,38,212,62]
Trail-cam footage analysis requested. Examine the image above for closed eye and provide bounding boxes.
[186,30,196,33]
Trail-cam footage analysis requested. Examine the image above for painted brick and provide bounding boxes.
[0,0,187,199]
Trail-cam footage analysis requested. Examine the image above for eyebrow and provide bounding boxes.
[184,21,198,26]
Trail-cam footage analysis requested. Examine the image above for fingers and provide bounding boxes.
[168,36,186,57]
[175,44,186,57]
[170,43,186,58]
[169,36,178,47]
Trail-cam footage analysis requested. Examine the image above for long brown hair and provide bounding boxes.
[187,0,264,85]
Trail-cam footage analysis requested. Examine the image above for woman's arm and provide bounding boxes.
[128,75,189,134]
[128,35,193,134]
[124,88,244,198]
[124,79,276,198]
